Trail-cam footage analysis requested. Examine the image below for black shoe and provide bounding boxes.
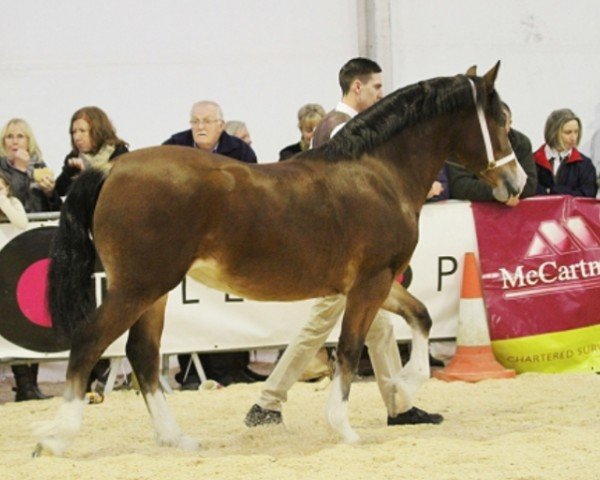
[244,367,268,382]
[429,354,445,368]
[180,380,200,391]
[244,403,283,427]
[14,385,53,402]
[387,407,444,426]
[218,368,266,386]
[32,386,53,400]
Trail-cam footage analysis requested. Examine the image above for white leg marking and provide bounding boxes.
[393,331,431,411]
[33,399,85,456]
[146,390,199,451]
[325,373,360,444]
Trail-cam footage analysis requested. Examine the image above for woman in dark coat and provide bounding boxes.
[278,103,325,161]
[533,108,597,198]
[55,106,128,197]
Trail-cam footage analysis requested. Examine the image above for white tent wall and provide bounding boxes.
[2,1,599,172]
[389,0,600,156]
[1,1,359,171]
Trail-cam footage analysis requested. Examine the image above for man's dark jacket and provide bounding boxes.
[163,129,257,164]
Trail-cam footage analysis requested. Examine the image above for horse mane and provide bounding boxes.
[302,74,503,160]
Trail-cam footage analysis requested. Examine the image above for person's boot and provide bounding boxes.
[29,364,53,400]
[12,364,52,402]
[12,364,38,402]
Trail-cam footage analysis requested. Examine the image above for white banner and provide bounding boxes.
[0,201,476,360]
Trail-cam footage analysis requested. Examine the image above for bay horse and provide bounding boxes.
[35,62,524,456]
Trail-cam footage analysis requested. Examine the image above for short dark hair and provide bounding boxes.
[338,57,382,95]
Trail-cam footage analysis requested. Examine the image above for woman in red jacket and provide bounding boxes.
[533,109,597,198]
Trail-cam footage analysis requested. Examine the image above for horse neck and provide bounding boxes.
[376,115,454,207]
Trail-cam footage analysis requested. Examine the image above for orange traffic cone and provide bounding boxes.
[433,252,515,382]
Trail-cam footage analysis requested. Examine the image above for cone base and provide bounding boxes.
[432,345,516,383]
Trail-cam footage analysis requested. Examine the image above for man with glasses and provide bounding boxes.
[163,100,258,390]
[163,100,257,164]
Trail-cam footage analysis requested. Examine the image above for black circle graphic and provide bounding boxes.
[0,227,70,353]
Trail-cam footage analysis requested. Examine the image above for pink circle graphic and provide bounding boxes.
[16,258,52,328]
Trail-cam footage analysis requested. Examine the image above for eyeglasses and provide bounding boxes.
[190,118,222,127]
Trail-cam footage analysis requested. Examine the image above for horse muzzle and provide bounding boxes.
[481,156,527,203]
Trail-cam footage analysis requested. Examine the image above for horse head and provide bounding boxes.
[455,62,527,202]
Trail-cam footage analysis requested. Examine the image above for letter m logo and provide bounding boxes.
[525,217,600,258]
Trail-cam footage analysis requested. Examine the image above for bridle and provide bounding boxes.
[467,78,516,174]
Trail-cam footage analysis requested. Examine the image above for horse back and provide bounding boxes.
[93,145,418,300]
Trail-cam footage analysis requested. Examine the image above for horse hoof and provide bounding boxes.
[157,434,200,451]
[177,435,200,451]
[31,443,43,458]
[31,437,66,457]
[341,429,361,445]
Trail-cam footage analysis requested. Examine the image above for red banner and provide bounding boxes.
[472,196,600,372]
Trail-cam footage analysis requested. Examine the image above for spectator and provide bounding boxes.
[55,106,129,197]
[245,57,443,428]
[0,171,28,230]
[279,103,325,160]
[225,120,252,145]
[590,128,600,196]
[164,100,261,390]
[0,118,61,212]
[0,119,58,402]
[55,106,129,392]
[448,102,537,206]
[534,108,597,198]
[164,101,257,164]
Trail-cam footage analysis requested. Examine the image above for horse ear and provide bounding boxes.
[482,61,501,91]
[465,65,477,76]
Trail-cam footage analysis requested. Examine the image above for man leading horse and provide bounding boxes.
[245,57,443,429]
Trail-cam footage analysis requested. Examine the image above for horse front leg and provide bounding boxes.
[126,295,199,451]
[381,281,432,406]
[326,274,392,444]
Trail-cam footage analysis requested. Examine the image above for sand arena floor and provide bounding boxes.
[0,372,598,480]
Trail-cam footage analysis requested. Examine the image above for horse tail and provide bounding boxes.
[48,168,108,338]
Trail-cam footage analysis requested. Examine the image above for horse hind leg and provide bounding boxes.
[326,274,392,444]
[381,282,432,407]
[33,289,151,457]
[126,295,199,451]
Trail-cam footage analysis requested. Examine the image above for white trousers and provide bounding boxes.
[257,294,410,416]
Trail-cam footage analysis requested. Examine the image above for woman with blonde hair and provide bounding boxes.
[278,103,325,160]
[0,118,61,212]
[534,108,597,197]
[0,119,59,401]
[55,106,128,196]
